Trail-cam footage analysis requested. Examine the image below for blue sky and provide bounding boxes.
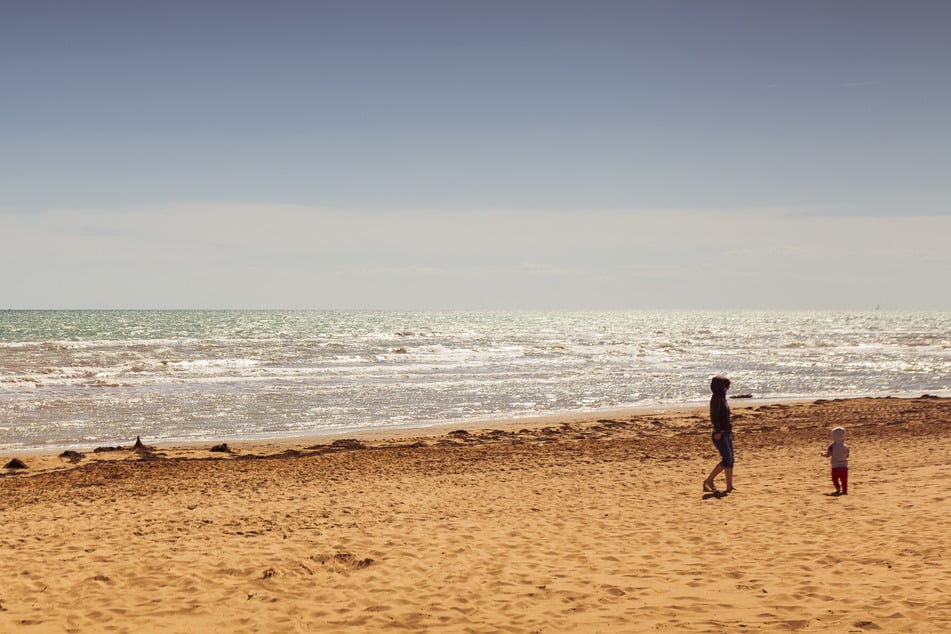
[2,1,949,309]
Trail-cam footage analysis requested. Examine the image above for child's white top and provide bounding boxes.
[827,441,850,469]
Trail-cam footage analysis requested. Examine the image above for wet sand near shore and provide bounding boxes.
[2,396,950,632]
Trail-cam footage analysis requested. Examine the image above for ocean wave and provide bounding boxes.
[2,309,949,450]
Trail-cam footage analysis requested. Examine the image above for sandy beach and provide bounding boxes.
[2,395,950,633]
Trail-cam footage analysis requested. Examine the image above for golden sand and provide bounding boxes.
[2,396,950,633]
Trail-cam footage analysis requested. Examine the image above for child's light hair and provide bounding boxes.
[831,426,846,441]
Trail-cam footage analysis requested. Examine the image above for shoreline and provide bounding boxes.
[2,393,947,479]
[6,390,948,460]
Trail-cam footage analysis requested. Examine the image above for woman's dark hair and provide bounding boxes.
[710,376,731,394]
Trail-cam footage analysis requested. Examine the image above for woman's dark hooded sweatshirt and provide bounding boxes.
[710,376,732,433]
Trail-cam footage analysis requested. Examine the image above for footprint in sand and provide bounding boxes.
[311,552,374,572]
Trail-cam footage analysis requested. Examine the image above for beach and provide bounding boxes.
[2,396,950,633]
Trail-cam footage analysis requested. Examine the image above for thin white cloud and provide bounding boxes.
[2,204,949,309]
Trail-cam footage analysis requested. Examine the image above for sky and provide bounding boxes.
[2,0,949,310]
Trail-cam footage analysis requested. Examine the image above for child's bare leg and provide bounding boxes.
[724,467,734,491]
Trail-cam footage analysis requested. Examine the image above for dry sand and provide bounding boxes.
[2,396,950,633]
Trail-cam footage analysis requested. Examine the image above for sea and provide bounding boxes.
[1,310,949,452]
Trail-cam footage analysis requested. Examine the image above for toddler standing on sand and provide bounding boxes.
[822,426,850,495]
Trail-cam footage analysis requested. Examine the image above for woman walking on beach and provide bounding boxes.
[704,376,734,493]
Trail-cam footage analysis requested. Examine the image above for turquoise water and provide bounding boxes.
[1,310,949,450]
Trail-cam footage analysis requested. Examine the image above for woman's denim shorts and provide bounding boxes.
[712,431,734,468]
